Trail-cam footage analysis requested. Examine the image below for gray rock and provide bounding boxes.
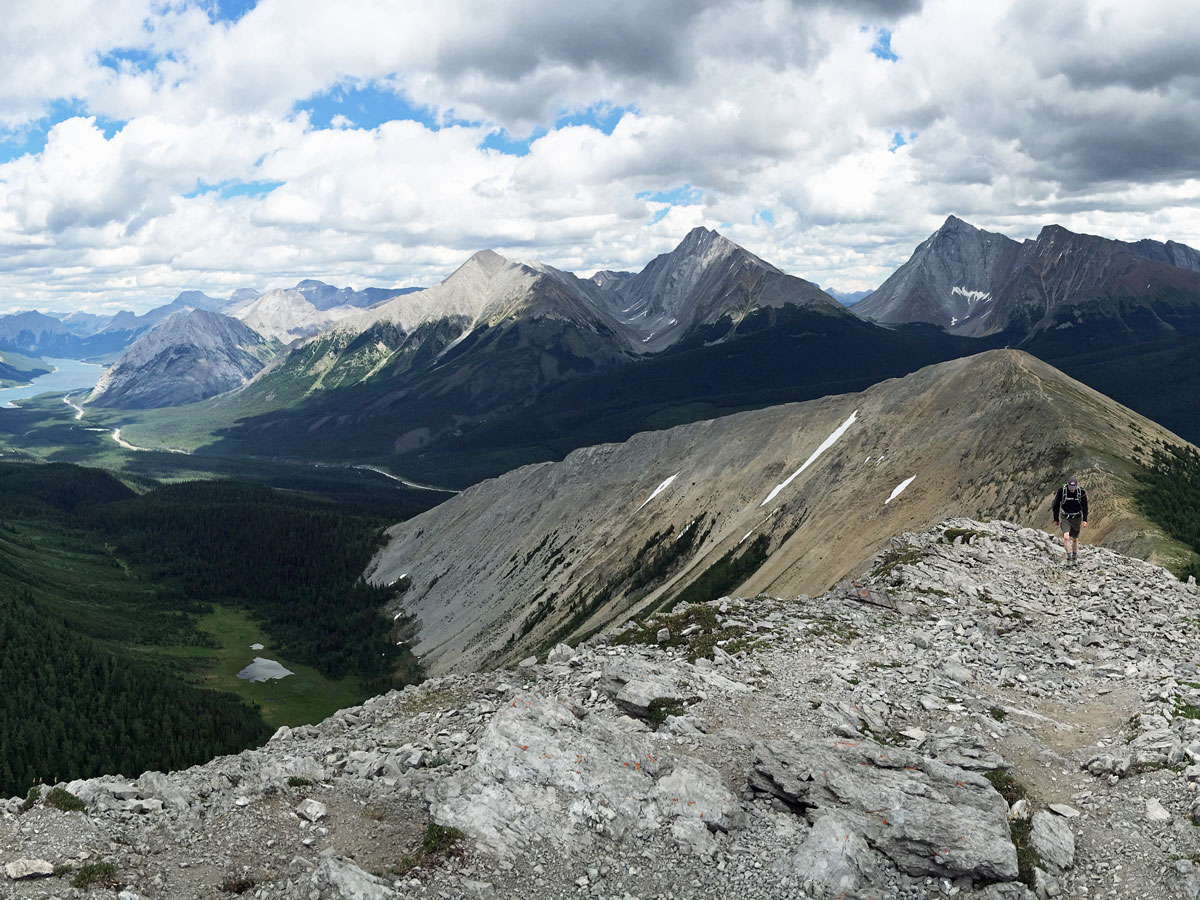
[296,798,328,822]
[749,737,1017,881]
[1083,749,1132,778]
[433,693,740,857]
[1033,867,1061,899]
[600,658,694,720]
[4,859,54,880]
[1047,803,1079,818]
[975,884,1038,900]
[789,814,883,899]
[311,856,397,899]
[546,643,576,665]
[1146,797,1172,822]
[136,771,192,811]
[1170,859,1200,900]
[656,627,671,643]
[1030,810,1074,871]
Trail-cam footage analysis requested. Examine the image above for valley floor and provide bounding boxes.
[4,519,1200,899]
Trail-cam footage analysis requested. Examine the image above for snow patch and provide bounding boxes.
[635,473,679,512]
[885,476,916,505]
[237,657,294,682]
[761,410,859,507]
[951,286,990,305]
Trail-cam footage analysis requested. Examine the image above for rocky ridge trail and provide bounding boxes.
[4,519,1200,899]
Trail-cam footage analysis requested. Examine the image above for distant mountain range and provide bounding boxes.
[825,288,874,305]
[165,228,985,483]
[9,220,1200,485]
[0,280,418,364]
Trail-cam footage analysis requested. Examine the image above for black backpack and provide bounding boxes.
[1060,484,1084,518]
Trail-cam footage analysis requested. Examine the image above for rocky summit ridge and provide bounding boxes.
[5,518,1200,899]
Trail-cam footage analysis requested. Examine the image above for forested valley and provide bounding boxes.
[0,461,435,797]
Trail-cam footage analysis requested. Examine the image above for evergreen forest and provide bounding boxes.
[1138,444,1200,581]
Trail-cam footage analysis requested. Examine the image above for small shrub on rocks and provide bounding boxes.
[392,823,464,875]
[611,603,765,662]
[870,543,923,578]
[286,776,313,788]
[647,697,688,725]
[942,527,983,544]
[44,786,85,812]
[72,861,119,891]
[984,769,1040,888]
[220,875,256,894]
[18,784,40,812]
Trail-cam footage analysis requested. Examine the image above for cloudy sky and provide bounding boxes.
[2,0,1198,314]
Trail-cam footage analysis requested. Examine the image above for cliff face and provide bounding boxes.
[4,518,1200,899]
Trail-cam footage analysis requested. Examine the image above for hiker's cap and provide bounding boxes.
[1067,477,1078,487]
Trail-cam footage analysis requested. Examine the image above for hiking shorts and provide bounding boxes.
[1061,517,1082,538]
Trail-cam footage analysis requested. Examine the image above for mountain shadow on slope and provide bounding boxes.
[199,305,992,487]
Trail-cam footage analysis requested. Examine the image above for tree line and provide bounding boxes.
[1138,443,1200,581]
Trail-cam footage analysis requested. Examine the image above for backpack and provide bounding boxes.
[1060,484,1083,518]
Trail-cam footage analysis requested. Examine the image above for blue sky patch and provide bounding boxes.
[98,47,157,74]
[296,83,443,131]
[184,178,284,199]
[207,0,258,24]
[554,104,633,136]
[754,208,775,226]
[0,102,125,164]
[870,28,898,61]
[888,131,917,152]
[481,129,542,156]
[481,104,636,157]
[637,184,702,206]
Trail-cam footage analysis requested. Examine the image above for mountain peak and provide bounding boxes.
[677,225,733,254]
[465,249,511,276]
[938,214,975,233]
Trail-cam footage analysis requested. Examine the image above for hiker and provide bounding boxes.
[1053,476,1088,562]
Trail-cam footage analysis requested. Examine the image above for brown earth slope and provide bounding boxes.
[366,349,1194,674]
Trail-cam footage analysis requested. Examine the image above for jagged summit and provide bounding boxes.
[8,516,1200,898]
[853,216,1021,330]
[600,226,839,352]
[855,217,1200,341]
